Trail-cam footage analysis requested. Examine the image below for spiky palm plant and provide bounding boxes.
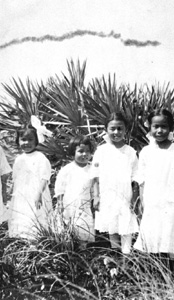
[41,59,88,132]
[1,60,174,161]
[0,78,67,167]
[0,77,39,129]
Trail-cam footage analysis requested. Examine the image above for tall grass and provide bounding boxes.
[1,220,174,300]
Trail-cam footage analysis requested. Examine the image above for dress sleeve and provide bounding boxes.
[90,147,101,179]
[0,146,12,176]
[54,167,67,197]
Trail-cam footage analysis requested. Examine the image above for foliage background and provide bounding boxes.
[1,59,174,171]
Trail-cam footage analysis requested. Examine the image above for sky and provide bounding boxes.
[0,0,174,96]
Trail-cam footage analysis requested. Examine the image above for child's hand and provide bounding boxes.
[2,191,8,206]
[93,196,100,211]
[131,181,139,213]
[35,194,42,209]
[57,203,64,214]
[6,201,10,210]
[130,196,137,212]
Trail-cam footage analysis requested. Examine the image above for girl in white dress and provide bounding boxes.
[8,125,52,239]
[91,112,139,256]
[54,136,95,245]
[134,109,174,256]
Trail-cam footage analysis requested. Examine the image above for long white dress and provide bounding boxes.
[91,143,139,235]
[54,161,95,242]
[0,146,11,223]
[8,151,52,239]
[134,143,174,253]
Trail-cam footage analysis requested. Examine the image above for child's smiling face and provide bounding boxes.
[74,144,91,167]
[19,132,37,153]
[150,115,170,143]
[107,120,126,145]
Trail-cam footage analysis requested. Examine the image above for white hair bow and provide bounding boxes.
[31,115,52,143]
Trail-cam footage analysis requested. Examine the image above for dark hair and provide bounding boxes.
[16,126,39,146]
[148,108,174,131]
[105,112,128,130]
[68,135,94,156]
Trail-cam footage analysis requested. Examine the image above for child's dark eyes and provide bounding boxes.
[153,125,168,129]
[110,127,122,131]
[78,150,90,154]
[21,138,34,142]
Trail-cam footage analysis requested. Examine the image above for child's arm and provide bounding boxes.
[35,179,47,209]
[0,146,12,206]
[130,181,139,212]
[1,173,10,205]
[93,177,100,211]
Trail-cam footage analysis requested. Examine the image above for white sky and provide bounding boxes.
[0,0,174,95]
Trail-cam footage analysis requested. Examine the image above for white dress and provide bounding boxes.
[54,161,94,242]
[0,146,11,223]
[91,143,139,235]
[134,143,174,253]
[8,151,52,239]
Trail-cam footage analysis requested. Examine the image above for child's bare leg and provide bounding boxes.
[109,233,120,249]
[121,234,132,268]
[121,234,132,254]
[109,233,122,264]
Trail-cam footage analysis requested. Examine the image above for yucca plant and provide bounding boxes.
[1,61,174,163]
[40,59,89,133]
[0,78,68,166]
[0,77,40,129]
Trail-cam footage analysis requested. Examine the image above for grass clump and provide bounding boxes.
[0,221,174,300]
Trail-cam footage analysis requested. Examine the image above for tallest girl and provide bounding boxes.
[91,112,139,256]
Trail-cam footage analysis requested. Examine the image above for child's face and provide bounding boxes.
[74,144,91,167]
[150,115,170,143]
[107,120,126,144]
[19,132,37,153]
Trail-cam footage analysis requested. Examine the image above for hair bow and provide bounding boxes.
[31,115,52,143]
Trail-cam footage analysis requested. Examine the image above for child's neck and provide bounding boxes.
[109,140,125,149]
[156,139,172,149]
[24,149,37,154]
[74,161,88,168]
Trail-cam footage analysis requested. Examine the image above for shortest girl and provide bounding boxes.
[8,125,52,239]
[54,135,95,246]
[91,112,139,261]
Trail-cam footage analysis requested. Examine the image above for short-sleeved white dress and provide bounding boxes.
[54,161,94,242]
[134,143,174,253]
[91,143,139,235]
[8,151,52,239]
[0,146,11,223]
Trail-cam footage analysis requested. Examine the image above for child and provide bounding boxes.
[0,145,11,223]
[8,125,52,239]
[91,112,139,258]
[134,109,174,257]
[54,135,95,246]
